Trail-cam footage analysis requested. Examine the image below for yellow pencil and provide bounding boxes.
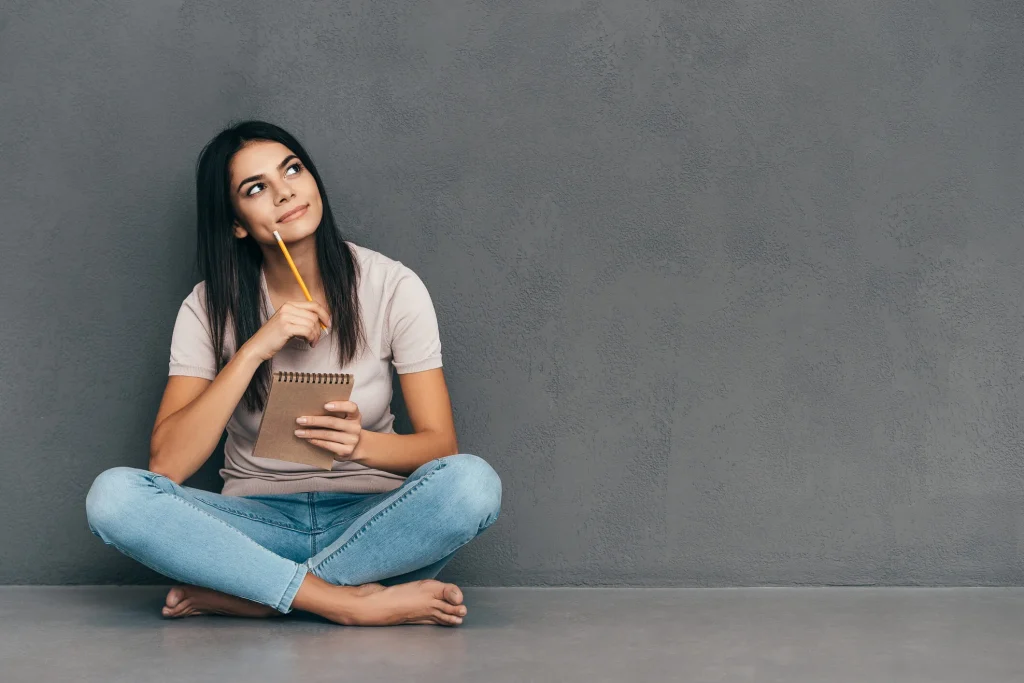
[272,230,328,331]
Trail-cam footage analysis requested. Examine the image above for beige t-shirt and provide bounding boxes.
[167,241,443,496]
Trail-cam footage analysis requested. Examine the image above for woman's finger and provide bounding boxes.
[283,301,331,328]
[307,439,355,458]
[295,416,356,432]
[282,309,322,341]
[284,321,318,347]
[281,305,319,324]
[295,428,358,445]
[325,400,359,415]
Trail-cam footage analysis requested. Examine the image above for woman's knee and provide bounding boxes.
[85,466,153,537]
[437,453,502,530]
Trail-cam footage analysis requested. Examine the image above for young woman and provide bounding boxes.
[85,120,501,626]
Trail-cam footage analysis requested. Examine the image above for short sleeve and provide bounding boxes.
[385,265,443,374]
[168,283,218,380]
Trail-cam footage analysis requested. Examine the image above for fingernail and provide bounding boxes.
[296,417,308,424]
[294,429,306,436]
[325,403,335,410]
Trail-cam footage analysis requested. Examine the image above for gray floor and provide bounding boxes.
[3,587,1024,682]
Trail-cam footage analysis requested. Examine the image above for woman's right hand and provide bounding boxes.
[242,301,331,362]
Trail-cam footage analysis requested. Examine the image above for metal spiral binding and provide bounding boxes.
[274,371,352,384]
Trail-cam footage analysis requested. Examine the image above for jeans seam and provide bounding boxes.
[190,497,307,533]
[275,564,308,613]
[308,493,318,557]
[308,459,448,574]
[319,510,377,532]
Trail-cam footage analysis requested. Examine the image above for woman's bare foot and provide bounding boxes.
[292,576,467,626]
[357,580,466,626]
[162,585,281,619]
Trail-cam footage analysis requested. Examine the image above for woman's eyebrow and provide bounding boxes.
[237,155,299,192]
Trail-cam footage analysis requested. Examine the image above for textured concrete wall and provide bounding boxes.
[2,1,1023,585]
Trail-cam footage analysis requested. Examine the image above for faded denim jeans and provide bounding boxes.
[85,454,501,613]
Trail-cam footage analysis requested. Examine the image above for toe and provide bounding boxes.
[164,597,195,617]
[443,584,463,605]
[165,586,187,609]
[433,609,463,626]
[162,604,184,618]
[435,599,467,617]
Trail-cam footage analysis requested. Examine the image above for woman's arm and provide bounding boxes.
[148,344,264,484]
[293,265,456,474]
[151,296,330,484]
[351,368,459,476]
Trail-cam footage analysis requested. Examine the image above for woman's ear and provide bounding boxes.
[232,221,248,239]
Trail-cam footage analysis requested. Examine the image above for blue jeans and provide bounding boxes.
[85,454,501,613]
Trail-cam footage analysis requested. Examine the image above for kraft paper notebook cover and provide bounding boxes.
[252,371,355,470]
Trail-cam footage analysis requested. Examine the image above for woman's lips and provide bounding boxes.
[278,204,309,223]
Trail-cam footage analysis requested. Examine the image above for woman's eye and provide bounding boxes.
[246,162,302,196]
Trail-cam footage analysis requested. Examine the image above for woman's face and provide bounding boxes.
[228,140,324,245]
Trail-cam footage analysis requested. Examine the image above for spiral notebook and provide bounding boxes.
[251,371,356,470]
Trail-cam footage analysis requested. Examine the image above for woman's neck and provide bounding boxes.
[261,237,325,306]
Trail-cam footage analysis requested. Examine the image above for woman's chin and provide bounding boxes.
[271,222,317,242]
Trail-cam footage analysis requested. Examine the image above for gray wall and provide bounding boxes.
[2,0,1023,586]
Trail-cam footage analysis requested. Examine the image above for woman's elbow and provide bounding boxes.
[148,445,186,484]
[147,459,183,484]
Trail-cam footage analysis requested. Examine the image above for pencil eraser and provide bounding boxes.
[273,230,282,240]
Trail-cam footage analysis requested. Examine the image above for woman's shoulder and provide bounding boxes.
[345,240,423,286]
[181,280,208,306]
[345,242,435,328]
[346,240,399,270]
[174,281,212,323]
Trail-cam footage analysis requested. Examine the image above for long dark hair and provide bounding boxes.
[194,120,365,413]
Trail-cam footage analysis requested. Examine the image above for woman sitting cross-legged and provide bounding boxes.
[85,120,501,626]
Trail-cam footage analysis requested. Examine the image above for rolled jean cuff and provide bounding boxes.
[276,563,308,613]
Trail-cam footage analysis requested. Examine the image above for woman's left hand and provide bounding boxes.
[295,400,363,461]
